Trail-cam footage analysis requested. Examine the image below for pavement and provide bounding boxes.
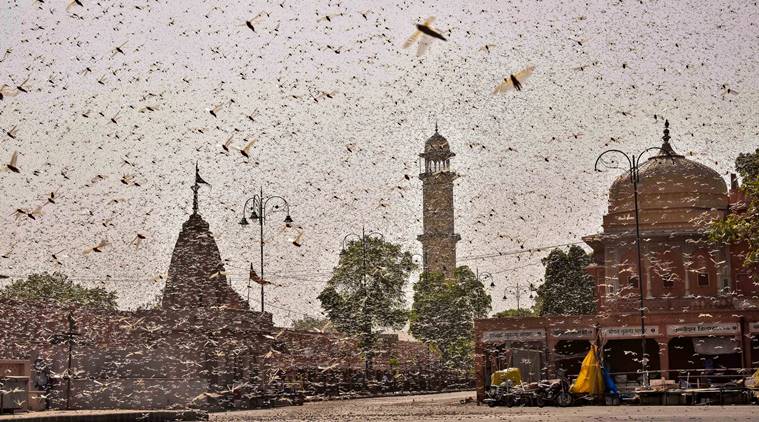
[211,390,759,421]
[2,391,757,421]
[0,409,207,422]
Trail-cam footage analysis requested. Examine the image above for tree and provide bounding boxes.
[710,148,759,266]
[533,245,595,315]
[0,272,117,309]
[318,237,415,371]
[290,315,336,333]
[494,308,535,318]
[409,266,491,368]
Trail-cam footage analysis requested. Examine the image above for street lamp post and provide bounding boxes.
[239,187,294,313]
[50,313,79,410]
[476,269,494,289]
[594,122,672,385]
[501,278,535,311]
[341,227,385,375]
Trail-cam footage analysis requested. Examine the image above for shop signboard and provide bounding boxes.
[550,327,594,339]
[601,326,659,338]
[482,329,546,343]
[667,322,738,336]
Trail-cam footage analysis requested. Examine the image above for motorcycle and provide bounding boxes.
[533,377,573,407]
[484,380,543,407]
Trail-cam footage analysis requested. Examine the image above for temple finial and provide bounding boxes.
[434,120,438,134]
[660,119,675,156]
[192,162,200,214]
[192,162,211,215]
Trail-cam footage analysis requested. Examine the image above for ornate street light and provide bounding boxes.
[476,270,494,288]
[239,187,294,313]
[500,276,535,311]
[593,120,673,386]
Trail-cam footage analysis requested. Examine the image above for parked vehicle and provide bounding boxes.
[483,379,515,407]
[533,377,573,407]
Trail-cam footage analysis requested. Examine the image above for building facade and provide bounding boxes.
[474,122,759,401]
[417,129,460,278]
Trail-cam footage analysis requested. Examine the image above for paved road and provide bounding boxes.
[211,390,758,421]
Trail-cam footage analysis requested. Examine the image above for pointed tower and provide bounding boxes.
[162,166,248,310]
[417,127,460,278]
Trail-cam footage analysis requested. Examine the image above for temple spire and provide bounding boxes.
[434,120,438,134]
[660,119,675,156]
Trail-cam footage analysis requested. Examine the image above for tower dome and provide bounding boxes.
[604,122,728,232]
[425,132,451,154]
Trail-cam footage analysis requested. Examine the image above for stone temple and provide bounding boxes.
[162,165,247,310]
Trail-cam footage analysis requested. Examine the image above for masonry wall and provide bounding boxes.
[1,299,456,409]
[0,300,274,410]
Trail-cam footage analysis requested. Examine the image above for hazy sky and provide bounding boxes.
[1,0,757,326]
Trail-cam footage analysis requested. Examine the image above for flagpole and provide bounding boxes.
[247,263,252,304]
[259,186,265,313]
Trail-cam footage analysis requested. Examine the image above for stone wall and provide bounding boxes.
[1,299,457,409]
[0,300,273,410]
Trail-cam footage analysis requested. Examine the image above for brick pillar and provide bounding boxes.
[474,322,486,402]
[474,348,486,402]
[545,334,558,379]
[739,318,751,369]
[658,333,670,379]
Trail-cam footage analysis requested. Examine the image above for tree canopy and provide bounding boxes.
[533,245,595,316]
[318,236,415,369]
[290,315,336,333]
[494,308,535,318]
[710,148,759,266]
[409,266,491,368]
[0,272,118,309]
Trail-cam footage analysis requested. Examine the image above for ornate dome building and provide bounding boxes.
[584,122,750,312]
[474,122,759,402]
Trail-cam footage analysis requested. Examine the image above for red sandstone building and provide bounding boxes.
[474,125,759,401]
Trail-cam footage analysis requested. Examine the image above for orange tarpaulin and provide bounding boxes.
[569,344,604,395]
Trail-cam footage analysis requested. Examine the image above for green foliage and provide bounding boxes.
[534,246,595,316]
[710,148,759,266]
[0,272,117,309]
[494,308,535,318]
[290,315,336,332]
[318,237,416,367]
[409,266,492,368]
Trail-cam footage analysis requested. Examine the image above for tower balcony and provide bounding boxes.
[417,233,461,242]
